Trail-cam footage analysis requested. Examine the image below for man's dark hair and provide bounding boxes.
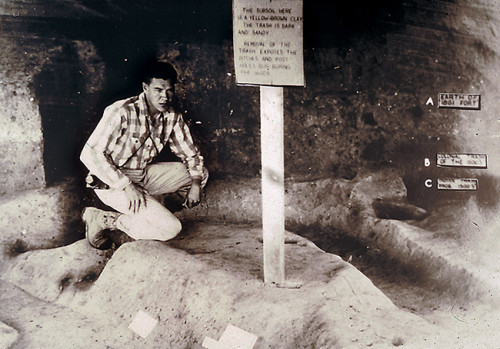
[140,61,178,85]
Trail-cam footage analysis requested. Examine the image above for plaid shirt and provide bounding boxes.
[80,93,204,189]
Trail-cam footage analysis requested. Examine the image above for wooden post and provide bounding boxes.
[260,85,285,284]
[233,0,304,286]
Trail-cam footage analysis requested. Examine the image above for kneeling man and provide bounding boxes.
[80,61,208,249]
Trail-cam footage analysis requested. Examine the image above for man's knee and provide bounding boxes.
[156,218,182,241]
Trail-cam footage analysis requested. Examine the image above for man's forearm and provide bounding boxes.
[80,143,130,189]
[191,177,201,187]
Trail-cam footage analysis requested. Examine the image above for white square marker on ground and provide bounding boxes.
[202,336,221,349]
[203,324,258,349]
[128,310,158,339]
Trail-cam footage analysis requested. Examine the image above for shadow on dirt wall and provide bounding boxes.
[29,0,415,184]
[30,0,481,210]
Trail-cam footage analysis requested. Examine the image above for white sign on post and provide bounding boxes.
[233,0,304,286]
[233,0,304,86]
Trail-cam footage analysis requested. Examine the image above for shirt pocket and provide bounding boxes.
[115,133,145,166]
[130,133,144,149]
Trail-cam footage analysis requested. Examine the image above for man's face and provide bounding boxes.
[143,78,175,115]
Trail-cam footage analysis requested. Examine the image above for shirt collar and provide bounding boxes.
[139,92,150,119]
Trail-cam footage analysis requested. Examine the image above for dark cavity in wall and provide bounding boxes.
[34,44,88,185]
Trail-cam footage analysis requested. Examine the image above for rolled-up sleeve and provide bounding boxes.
[168,114,204,181]
[80,106,131,189]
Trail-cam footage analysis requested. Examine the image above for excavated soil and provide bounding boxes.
[1,207,499,348]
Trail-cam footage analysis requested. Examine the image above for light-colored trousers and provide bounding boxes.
[94,162,208,241]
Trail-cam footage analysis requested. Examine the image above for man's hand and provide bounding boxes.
[185,183,201,208]
[123,183,147,213]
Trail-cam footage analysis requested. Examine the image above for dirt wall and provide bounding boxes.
[0,36,46,195]
[1,0,499,207]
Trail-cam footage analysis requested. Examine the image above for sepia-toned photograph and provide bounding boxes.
[0,0,499,347]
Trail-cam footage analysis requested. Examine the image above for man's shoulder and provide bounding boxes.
[165,110,181,120]
[106,95,141,113]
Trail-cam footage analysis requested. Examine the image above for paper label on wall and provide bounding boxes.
[436,153,487,168]
[233,0,304,86]
[437,178,478,191]
[438,93,481,110]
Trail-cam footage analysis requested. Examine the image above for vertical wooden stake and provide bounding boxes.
[260,85,285,284]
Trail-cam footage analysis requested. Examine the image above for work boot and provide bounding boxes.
[82,207,121,249]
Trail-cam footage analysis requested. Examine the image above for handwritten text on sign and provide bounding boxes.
[437,178,478,191]
[233,0,304,86]
[436,153,487,168]
[438,93,481,110]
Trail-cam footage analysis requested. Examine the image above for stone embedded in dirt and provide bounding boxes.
[392,336,405,346]
[371,198,429,221]
[349,169,408,214]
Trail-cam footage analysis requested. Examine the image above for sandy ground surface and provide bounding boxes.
[0,180,499,348]
[0,217,499,348]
